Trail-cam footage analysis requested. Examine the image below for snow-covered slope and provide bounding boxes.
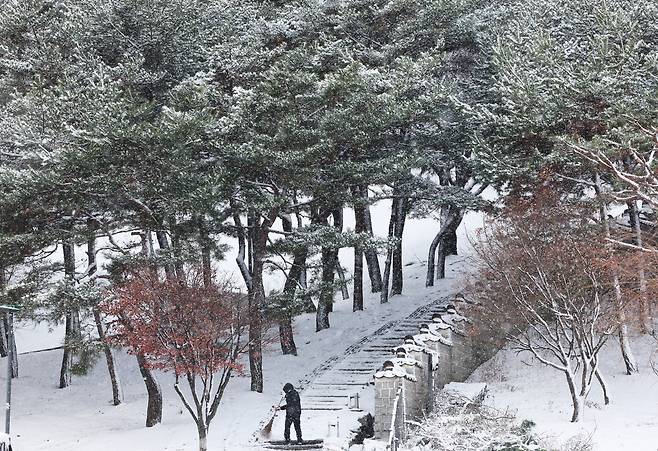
[7,258,465,451]
[7,194,486,451]
[469,334,658,450]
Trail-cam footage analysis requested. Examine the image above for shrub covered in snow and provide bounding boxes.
[400,390,544,451]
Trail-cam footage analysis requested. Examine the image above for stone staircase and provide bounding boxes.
[257,296,453,448]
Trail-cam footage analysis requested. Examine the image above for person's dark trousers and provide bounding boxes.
[284,414,302,443]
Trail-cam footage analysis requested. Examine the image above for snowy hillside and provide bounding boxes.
[6,201,483,451]
[7,259,463,451]
[469,335,658,450]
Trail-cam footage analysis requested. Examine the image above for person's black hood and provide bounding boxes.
[283,383,294,393]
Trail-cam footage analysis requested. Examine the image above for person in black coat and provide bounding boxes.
[279,382,303,444]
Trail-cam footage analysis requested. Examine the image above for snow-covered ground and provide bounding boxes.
[5,203,482,451]
[8,196,658,451]
[7,259,465,451]
[470,334,658,450]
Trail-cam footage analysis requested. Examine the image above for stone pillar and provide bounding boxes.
[439,305,475,382]
[391,348,424,420]
[398,337,435,413]
[428,314,454,388]
[414,324,453,394]
[373,361,417,440]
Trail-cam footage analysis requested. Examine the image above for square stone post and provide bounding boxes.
[373,361,417,441]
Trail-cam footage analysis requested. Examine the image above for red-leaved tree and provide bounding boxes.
[102,271,249,451]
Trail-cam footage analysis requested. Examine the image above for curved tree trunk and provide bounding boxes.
[132,227,163,425]
[435,239,447,280]
[445,230,458,256]
[87,226,122,406]
[278,238,306,355]
[426,207,464,286]
[595,368,610,405]
[565,369,583,422]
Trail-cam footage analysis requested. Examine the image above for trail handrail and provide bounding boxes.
[387,385,406,451]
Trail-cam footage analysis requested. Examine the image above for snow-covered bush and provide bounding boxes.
[400,390,543,451]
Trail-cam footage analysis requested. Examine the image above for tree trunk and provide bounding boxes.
[595,173,639,374]
[249,228,267,392]
[381,197,403,303]
[198,216,213,288]
[0,269,16,377]
[335,257,349,301]
[353,245,364,312]
[353,191,366,311]
[0,315,6,357]
[60,236,79,389]
[426,207,464,286]
[155,230,176,281]
[87,227,122,406]
[362,192,383,293]
[327,209,344,312]
[135,226,163,425]
[0,285,18,377]
[277,231,306,355]
[391,198,408,296]
[445,230,458,256]
[595,368,610,405]
[169,217,185,280]
[0,268,5,358]
[197,424,208,451]
[565,369,583,422]
[628,201,650,333]
[299,268,316,313]
[435,239,447,280]
[618,320,638,374]
[136,353,162,427]
[316,246,337,331]
[94,310,122,406]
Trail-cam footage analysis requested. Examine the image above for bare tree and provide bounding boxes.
[468,190,617,422]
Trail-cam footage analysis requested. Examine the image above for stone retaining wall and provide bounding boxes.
[373,303,499,442]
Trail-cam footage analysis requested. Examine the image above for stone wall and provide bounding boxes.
[372,304,500,443]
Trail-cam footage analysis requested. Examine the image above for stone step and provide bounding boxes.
[301,407,344,411]
[264,439,324,450]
